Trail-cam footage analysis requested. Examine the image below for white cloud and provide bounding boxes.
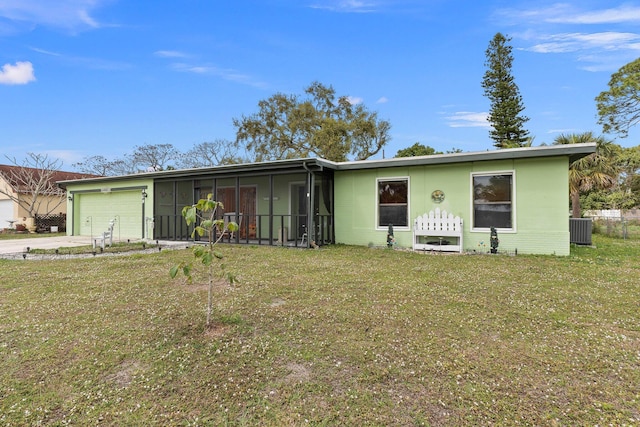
[500,4,640,72]
[0,0,111,32]
[0,61,36,85]
[170,62,267,88]
[183,65,209,74]
[547,5,640,24]
[497,4,640,25]
[547,128,579,135]
[376,96,389,104]
[527,32,640,53]
[29,46,62,56]
[154,50,191,59]
[29,46,131,70]
[346,96,363,105]
[309,0,380,13]
[445,112,490,128]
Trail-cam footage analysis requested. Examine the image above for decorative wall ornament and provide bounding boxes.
[431,190,445,203]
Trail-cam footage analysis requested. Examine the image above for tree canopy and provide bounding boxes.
[581,144,640,210]
[596,57,640,139]
[395,143,440,157]
[482,33,530,149]
[233,81,391,162]
[553,132,618,218]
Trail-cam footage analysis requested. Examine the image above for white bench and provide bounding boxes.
[93,221,115,250]
[413,208,463,253]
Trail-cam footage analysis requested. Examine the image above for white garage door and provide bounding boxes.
[0,199,14,227]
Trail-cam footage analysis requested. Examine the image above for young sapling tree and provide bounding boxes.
[170,194,238,326]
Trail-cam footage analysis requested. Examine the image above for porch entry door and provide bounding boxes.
[216,186,256,238]
[292,184,319,240]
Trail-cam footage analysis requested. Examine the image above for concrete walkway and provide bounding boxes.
[0,235,94,255]
[0,235,190,260]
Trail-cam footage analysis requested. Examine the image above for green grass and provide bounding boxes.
[1,235,639,426]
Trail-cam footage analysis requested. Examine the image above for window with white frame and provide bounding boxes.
[472,172,514,229]
[377,178,408,227]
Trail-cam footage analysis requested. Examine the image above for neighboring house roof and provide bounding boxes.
[0,164,101,194]
[57,143,596,187]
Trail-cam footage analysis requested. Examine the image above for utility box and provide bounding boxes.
[569,218,592,245]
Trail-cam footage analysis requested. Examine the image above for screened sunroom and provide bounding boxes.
[152,159,335,247]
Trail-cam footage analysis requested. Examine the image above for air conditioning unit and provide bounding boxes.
[570,218,592,245]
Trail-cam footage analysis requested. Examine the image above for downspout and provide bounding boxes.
[269,174,274,246]
[69,192,74,236]
[302,161,314,248]
[141,189,147,239]
[235,176,241,243]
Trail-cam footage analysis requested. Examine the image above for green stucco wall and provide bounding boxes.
[334,156,571,255]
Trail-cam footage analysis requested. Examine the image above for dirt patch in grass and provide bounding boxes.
[269,297,286,307]
[283,362,311,384]
[104,360,145,388]
[203,323,230,339]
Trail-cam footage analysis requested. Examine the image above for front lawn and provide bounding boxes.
[1,235,638,425]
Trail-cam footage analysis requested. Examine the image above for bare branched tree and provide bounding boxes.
[73,142,246,176]
[0,153,66,218]
[108,158,140,175]
[179,139,247,169]
[72,155,114,176]
[73,155,139,176]
[132,144,179,171]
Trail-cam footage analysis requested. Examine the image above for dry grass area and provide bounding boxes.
[1,235,639,426]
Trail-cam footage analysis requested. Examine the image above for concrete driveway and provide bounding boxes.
[0,235,95,255]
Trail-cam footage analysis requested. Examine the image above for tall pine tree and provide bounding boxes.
[482,33,530,148]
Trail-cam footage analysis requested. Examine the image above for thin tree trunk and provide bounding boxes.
[206,236,214,326]
[207,275,212,326]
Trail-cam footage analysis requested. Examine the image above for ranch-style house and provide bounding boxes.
[58,143,595,256]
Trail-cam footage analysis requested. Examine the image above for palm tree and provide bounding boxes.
[553,132,618,218]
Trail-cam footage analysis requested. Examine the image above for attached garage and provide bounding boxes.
[62,179,154,240]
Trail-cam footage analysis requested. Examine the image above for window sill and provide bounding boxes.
[471,228,516,233]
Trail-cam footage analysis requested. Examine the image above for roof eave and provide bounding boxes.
[57,158,335,187]
[57,144,597,188]
[332,143,597,170]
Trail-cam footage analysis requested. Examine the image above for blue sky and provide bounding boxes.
[1,0,639,169]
